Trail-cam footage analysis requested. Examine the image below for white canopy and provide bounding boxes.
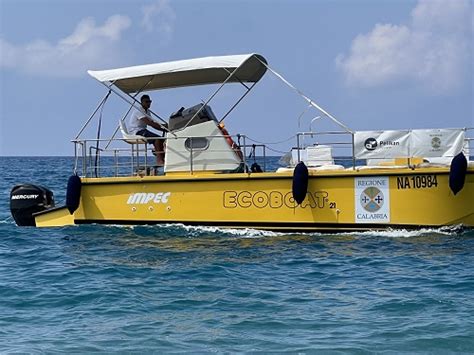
[88,54,268,93]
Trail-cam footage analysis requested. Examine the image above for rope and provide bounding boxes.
[264,146,289,155]
[243,135,297,155]
[245,135,296,146]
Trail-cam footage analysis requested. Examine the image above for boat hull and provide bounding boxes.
[35,167,474,231]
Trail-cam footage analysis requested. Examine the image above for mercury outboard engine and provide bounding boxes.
[10,184,55,226]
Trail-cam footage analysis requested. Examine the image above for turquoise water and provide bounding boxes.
[1,157,474,353]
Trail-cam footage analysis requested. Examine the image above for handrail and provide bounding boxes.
[72,126,474,178]
[72,133,253,178]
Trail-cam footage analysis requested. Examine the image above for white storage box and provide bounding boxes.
[291,145,334,166]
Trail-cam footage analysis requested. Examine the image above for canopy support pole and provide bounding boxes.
[100,79,177,150]
[219,81,257,124]
[179,65,245,132]
[100,79,167,124]
[256,58,353,134]
[74,90,112,139]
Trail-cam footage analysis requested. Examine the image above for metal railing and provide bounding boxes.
[295,131,356,168]
[72,127,473,178]
[465,127,473,158]
[293,127,474,169]
[71,133,269,178]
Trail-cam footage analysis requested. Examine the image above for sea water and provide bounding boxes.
[1,157,473,353]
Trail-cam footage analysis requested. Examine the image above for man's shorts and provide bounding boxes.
[136,129,161,145]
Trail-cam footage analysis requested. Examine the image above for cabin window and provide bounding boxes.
[184,137,209,151]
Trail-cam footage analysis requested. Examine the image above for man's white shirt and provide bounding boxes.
[128,106,151,134]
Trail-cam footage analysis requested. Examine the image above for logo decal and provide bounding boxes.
[431,136,441,149]
[11,194,39,200]
[223,190,330,209]
[360,187,384,212]
[355,177,390,223]
[363,137,401,151]
[127,192,170,204]
[364,138,378,151]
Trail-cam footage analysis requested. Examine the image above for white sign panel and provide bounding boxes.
[354,129,465,162]
[410,129,465,158]
[355,177,390,224]
[354,130,410,159]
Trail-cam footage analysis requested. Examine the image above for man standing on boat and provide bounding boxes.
[128,94,168,166]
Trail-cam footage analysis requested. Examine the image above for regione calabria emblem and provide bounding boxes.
[355,177,390,223]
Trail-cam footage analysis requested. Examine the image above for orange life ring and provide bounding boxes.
[219,124,243,160]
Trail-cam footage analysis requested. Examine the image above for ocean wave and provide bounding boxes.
[348,225,468,238]
[5,215,471,241]
[168,223,471,239]
[106,223,287,239]
[86,222,473,242]
[0,216,14,224]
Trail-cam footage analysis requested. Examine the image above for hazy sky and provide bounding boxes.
[0,0,473,156]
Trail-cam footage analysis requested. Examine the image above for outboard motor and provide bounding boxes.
[10,184,55,226]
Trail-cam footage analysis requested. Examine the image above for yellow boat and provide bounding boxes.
[10,54,474,231]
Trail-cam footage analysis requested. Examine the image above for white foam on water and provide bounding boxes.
[0,215,14,224]
[82,222,469,239]
[166,223,286,239]
[105,222,280,238]
[347,225,465,238]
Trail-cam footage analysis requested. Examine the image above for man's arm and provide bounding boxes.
[141,116,168,132]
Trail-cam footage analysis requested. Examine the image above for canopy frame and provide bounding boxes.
[254,57,353,134]
[178,64,258,132]
[81,53,354,162]
[101,79,172,150]
[95,54,268,146]
[88,53,268,93]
